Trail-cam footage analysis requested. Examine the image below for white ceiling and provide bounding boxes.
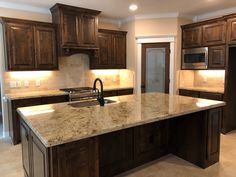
[1,0,236,21]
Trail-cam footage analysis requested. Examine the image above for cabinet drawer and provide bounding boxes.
[179,89,199,98]
[199,92,223,101]
[104,91,118,97]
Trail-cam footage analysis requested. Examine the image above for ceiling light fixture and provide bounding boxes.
[129,4,138,11]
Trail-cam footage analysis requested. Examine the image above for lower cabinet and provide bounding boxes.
[9,95,69,145]
[179,89,223,101]
[133,121,169,165]
[99,129,133,177]
[103,88,133,97]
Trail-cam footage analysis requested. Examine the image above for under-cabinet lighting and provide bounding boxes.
[91,70,120,76]
[198,70,225,78]
[9,71,52,80]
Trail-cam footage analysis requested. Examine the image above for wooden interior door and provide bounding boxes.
[141,43,170,93]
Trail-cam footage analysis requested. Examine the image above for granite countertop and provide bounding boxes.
[179,86,224,94]
[5,90,69,100]
[17,92,225,147]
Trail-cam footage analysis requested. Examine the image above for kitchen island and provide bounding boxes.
[17,92,225,177]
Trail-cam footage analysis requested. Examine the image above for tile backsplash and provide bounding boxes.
[4,54,134,93]
[179,70,225,88]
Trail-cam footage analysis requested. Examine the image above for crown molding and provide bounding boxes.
[0,2,50,14]
[121,12,180,24]
[98,17,121,27]
[193,6,236,22]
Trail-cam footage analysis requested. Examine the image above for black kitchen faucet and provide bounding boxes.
[93,78,105,106]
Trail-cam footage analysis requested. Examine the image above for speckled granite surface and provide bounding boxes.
[179,86,224,94]
[5,90,69,100]
[17,92,225,147]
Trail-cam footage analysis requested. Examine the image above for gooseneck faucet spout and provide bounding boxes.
[93,78,105,106]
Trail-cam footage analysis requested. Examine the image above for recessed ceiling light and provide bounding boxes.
[129,4,138,11]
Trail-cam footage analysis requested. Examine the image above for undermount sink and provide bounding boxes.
[68,99,118,108]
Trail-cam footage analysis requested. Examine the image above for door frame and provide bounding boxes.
[141,43,170,93]
[136,36,176,94]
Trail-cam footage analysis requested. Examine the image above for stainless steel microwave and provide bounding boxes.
[182,47,208,69]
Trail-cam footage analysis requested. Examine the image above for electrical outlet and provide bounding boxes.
[17,81,22,87]
[35,80,41,87]
[10,81,17,88]
[24,80,30,87]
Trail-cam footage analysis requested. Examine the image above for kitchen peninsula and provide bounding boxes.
[17,92,225,177]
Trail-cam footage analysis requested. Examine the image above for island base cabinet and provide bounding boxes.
[171,108,221,168]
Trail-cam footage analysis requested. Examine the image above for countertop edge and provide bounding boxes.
[179,87,224,94]
[17,101,225,148]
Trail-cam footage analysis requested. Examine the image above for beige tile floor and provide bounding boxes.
[0,131,236,177]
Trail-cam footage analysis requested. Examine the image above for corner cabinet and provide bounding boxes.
[0,17,58,71]
[50,3,101,55]
[90,29,127,69]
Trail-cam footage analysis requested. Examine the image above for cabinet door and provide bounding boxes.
[31,133,48,177]
[54,138,98,177]
[80,14,98,47]
[182,26,202,48]
[97,32,112,67]
[62,12,79,47]
[203,22,226,46]
[5,23,35,70]
[227,18,236,44]
[206,108,221,164]
[103,90,118,97]
[99,129,133,177]
[208,45,226,69]
[117,89,133,96]
[179,89,199,98]
[112,34,126,68]
[34,26,58,70]
[134,121,169,164]
[20,121,31,177]
[11,98,42,144]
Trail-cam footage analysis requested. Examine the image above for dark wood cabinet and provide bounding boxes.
[134,121,169,165]
[8,95,69,145]
[103,88,133,97]
[50,3,100,55]
[34,26,57,70]
[20,121,31,177]
[227,18,236,44]
[208,45,226,69]
[179,89,224,101]
[99,129,133,177]
[0,17,58,71]
[179,89,199,98]
[203,22,226,46]
[199,91,223,101]
[5,23,35,70]
[206,108,221,164]
[90,29,127,69]
[182,26,202,48]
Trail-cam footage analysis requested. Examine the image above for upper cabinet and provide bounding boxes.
[227,17,236,44]
[1,17,58,71]
[182,26,202,48]
[90,29,127,69]
[50,3,101,55]
[203,21,226,46]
